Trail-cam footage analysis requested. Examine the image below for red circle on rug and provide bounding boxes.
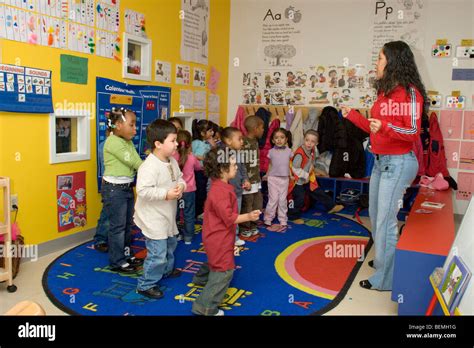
[294,240,367,292]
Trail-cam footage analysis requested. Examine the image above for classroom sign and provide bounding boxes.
[96,77,171,188]
[0,64,53,113]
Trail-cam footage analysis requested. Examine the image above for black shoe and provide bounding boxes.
[110,263,136,274]
[95,243,108,253]
[137,286,164,299]
[359,279,373,289]
[165,268,182,278]
[368,260,375,268]
[127,257,144,267]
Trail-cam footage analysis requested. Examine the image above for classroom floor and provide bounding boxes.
[0,214,462,316]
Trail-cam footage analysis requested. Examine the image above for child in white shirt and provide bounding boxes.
[134,119,186,299]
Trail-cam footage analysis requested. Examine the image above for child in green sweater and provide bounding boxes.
[102,107,143,273]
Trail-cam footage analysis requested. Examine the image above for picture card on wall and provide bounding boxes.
[193,90,206,110]
[463,111,474,140]
[444,140,461,169]
[459,142,474,171]
[175,64,190,85]
[446,95,466,109]
[179,89,193,110]
[440,110,463,139]
[96,1,120,32]
[193,67,206,87]
[155,60,171,83]
[124,9,145,37]
[208,94,219,113]
[427,93,442,109]
[456,172,474,201]
[96,30,117,59]
[432,44,452,57]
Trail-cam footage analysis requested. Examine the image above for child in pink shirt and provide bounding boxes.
[173,130,201,244]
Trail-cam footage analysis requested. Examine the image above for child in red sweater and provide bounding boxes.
[191,148,260,316]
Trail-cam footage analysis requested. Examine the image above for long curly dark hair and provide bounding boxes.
[376,41,428,113]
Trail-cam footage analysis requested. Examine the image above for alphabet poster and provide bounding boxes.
[368,0,426,67]
[258,4,303,68]
[56,171,87,233]
[180,0,209,65]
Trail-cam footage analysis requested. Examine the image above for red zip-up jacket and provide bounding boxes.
[347,85,423,155]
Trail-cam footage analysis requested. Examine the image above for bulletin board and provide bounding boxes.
[0,63,53,113]
[95,77,171,188]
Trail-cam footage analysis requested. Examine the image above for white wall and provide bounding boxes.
[227,0,474,214]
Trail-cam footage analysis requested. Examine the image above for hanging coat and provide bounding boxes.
[260,118,281,173]
[423,112,457,189]
[256,107,271,148]
[290,109,304,152]
[424,112,449,177]
[285,111,295,130]
[230,106,248,137]
[303,107,319,133]
[317,106,367,178]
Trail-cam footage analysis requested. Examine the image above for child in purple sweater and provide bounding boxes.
[263,128,293,232]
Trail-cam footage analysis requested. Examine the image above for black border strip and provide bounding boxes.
[42,214,372,316]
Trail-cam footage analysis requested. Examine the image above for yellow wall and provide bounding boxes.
[0,0,230,245]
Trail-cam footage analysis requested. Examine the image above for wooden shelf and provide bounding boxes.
[0,176,15,291]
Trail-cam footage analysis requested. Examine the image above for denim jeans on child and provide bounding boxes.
[191,263,234,316]
[101,183,134,268]
[368,151,418,290]
[179,192,196,242]
[137,236,178,291]
[94,203,109,245]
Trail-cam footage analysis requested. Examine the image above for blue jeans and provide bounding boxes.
[94,199,109,245]
[137,237,177,291]
[177,192,196,242]
[101,183,134,268]
[368,151,418,290]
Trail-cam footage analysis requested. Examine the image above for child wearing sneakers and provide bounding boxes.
[134,120,186,299]
[288,130,344,219]
[240,116,265,238]
[263,128,293,232]
[102,108,143,273]
[191,148,260,316]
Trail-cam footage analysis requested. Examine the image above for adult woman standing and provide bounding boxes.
[341,41,427,291]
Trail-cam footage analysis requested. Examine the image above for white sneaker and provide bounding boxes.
[214,309,224,316]
[235,238,245,246]
[185,241,192,245]
[240,230,253,238]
